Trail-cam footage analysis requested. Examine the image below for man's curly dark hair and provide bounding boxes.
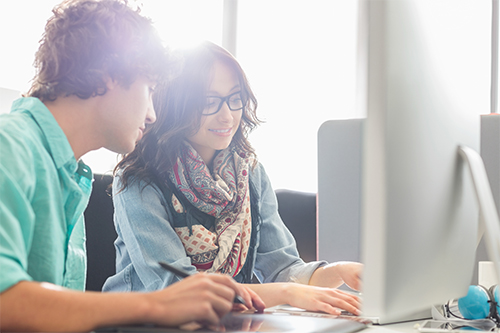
[27,0,173,102]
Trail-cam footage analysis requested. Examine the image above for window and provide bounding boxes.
[237,0,359,192]
[0,0,360,192]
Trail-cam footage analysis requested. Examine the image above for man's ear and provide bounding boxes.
[104,76,119,91]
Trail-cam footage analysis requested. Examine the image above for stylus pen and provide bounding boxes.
[158,261,247,306]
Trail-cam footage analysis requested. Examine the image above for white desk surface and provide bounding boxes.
[265,305,423,333]
[366,321,422,333]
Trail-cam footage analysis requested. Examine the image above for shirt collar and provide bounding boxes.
[11,97,77,171]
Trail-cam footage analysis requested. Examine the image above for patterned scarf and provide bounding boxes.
[168,143,252,277]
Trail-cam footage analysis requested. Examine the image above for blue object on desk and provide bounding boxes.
[457,285,500,320]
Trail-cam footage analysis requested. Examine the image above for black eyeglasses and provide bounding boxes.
[203,91,245,115]
[442,297,499,330]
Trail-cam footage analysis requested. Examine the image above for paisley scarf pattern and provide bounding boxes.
[168,143,252,277]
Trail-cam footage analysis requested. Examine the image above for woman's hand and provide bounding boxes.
[283,283,361,316]
[232,284,266,313]
[336,261,363,291]
[245,282,361,316]
[309,261,363,291]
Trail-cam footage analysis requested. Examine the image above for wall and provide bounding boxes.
[0,88,21,114]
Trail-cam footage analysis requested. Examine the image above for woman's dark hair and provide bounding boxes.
[116,41,261,191]
[27,0,173,101]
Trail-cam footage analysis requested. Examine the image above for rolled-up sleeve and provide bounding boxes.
[102,176,196,292]
[252,163,326,284]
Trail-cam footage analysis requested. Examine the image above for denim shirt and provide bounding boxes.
[103,163,325,292]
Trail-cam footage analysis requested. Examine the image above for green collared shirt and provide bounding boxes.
[0,97,92,292]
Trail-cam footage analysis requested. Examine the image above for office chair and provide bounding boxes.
[275,189,317,262]
[84,174,116,291]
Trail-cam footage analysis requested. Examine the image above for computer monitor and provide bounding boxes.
[321,0,500,324]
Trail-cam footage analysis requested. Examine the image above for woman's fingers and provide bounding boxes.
[321,290,361,315]
[201,274,265,313]
[287,284,361,316]
[245,286,266,313]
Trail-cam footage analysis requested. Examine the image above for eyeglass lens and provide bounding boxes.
[204,92,244,115]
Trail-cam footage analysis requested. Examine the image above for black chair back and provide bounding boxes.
[275,189,317,262]
[84,174,116,291]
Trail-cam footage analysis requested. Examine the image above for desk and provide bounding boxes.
[266,304,422,333]
[94,311,423,333]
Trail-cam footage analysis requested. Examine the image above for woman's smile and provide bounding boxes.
[209,127,233,136]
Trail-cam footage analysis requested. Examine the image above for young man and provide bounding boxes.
[0,1,264,331]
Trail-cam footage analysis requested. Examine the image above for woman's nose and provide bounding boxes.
[146,100,157,124]
[217,101,233,122]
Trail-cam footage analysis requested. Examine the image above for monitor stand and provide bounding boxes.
[458,145,500,281]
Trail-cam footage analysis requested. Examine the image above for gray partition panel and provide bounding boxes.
[317,119,364,263]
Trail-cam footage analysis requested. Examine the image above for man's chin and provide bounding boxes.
[107,143,135,155]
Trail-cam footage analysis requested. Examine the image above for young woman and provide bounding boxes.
[103,41,362,316]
